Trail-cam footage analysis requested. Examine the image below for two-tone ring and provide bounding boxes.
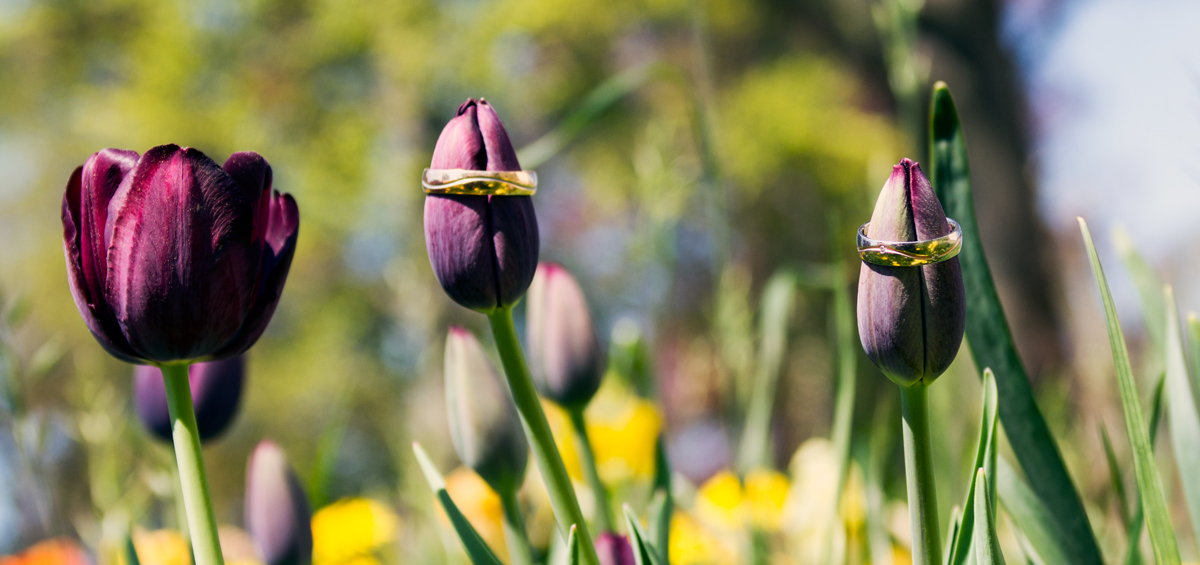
[857,219,963,267]
[422,168,538,196]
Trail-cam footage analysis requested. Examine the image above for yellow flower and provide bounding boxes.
[744,469,789,531]
[436,468,507,559]
[312,498,400,565]
[694,470,747,530]
[131,530,190,565]
[586,386,663,483]
[668,511,739,565]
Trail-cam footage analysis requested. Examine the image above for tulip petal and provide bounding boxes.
[489,195,539,308]
[107,145,261,361]
[431,101,487,170]
[223,151,274,245]
[62,149,141,362]
[246,441,313,565]
[477,99,521,172]
[214,192,299,358]
[424,194,499,311]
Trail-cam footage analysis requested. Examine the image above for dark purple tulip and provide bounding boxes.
[424,99,539,313]
[246,440,312,565]
[444,327,529,495]
[132,356,245,443]
[857,159,965,386]
[526,262,605,410]
[62,145,299,364]
[594,532,636,565]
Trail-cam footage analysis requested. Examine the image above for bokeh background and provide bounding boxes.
[1,0,1198,561]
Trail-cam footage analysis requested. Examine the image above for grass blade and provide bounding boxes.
[1078,218,1180,565]
[1124,372,1166,565]
[973,469,1006,565]
[947,369,1000,565]
[929,82,1101,565]
[738,269,798,471]
[996,458,1071,565]
[1100,424,1131,529]
[566,525,580,565]
[413,442,505,565]
[625,505,663,565]
[648,435,672,565]
[1113,227,1168,374]
[943,506,961,565]
[1163,286,1200,548]
[1187,313,1200,401]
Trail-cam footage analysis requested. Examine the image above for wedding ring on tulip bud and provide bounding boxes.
[422,168,538,196]
[857,219,963,267]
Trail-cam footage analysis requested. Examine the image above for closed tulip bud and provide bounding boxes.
[133,356,245,443]
[62,146,299,364]
[246,440,312,565]
[424,99,539,313]
[857,158,965,386]
[444,327,529,495]
[526,263,605,411]
[594,532,636,565]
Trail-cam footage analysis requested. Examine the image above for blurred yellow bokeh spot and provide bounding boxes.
[544,380,665,485]
[312,498,401,565]
[694,468,790,532]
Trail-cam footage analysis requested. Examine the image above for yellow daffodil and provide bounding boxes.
[312,498,400,565]
[744,469,790,530]
[668,511,739,565]
[585,382,663,483]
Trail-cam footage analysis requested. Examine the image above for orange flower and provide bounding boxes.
[0,539,91,565]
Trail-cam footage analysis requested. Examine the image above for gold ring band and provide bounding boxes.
[422,168,538,196]
[857,219,962,267]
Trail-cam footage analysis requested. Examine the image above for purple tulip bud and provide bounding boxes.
[594,532,636,565]
[424,99,539,313]
[62,146,299,364]
[444,327,529,495]
[246,440,312,565]
[525,263,605,410]
[857,159,965,386]
[133,356,245,443]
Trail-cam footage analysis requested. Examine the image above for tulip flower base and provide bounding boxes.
[487,307,601,565]
[161,363,225,565]
[900,383,940,565]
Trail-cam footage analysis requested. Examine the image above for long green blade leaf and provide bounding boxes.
[566,525,581,565]
[648,435,672,564]
[1099,424,1131,529]
[1187,313,1200,401]
[948,368,1000,565]
[943,506,961,565]
[929,82,1101,565]
[1113,226,1168,374]
[973,469,1006,565]
[1162,286,1200,547]
[625,505,663,565]
[738,269,798,471]
[1079,218,1180,565]
[413,442,505,565]
[1124,372,1166,565]
[996,458,1071,565]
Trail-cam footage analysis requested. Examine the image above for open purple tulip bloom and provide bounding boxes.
[62,145,299,364]
[857,158,965,386]
[246,440,312,565]
[133,356,245,443]
[424,99,539,313]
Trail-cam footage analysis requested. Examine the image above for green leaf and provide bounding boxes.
[996,458,1071,565]
[1162,286,1200,548]
[738,268,798,471]
[929,82,1102,565]
[1113,226,1168,374]
[1187,313,1200,402]
[973,469,1007,565]
[625,505,664,565]
[1099,424,1131,529]
[1078,218,1180,565]
[648,435,672,565]
[124,532,141,565]
[566,525,581,565]
[942,506,961,565]
[1124,372,1165,565]
[947,368,999,565]
[412,442,505,565]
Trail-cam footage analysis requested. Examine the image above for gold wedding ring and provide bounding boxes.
[422,168,538,196]
[857,219,963,267]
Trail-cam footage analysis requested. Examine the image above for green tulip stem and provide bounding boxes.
[568,407,614,533]
[900,382,941,565]
[161,363,225,565]
[488,307,601,565]
[499,488,534,565]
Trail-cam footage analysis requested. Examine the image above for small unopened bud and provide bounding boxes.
[594,532,636,565]
[526,263,605,410]
[856,159,965,386]
[444,327,529,495]
[133,356,245,443]
[245,440,312,565]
